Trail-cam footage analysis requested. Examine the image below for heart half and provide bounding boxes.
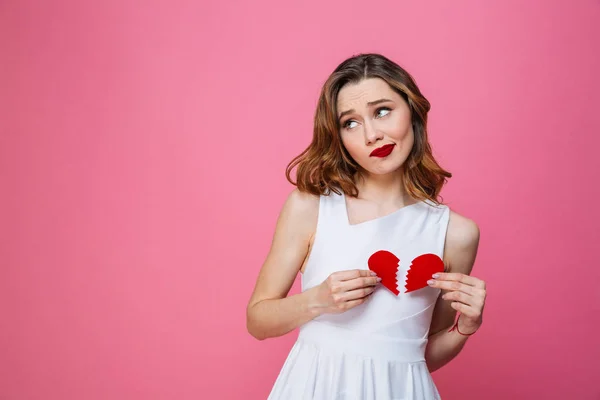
[367,250,400,295]
[404,253,445,293]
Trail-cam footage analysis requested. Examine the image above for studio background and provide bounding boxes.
[2,0,599,399]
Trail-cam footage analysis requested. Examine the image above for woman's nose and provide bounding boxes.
[364,120,383,144]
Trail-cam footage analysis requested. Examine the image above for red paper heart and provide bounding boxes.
[404,253,445,293]
[367,250,400,295]
[368,250,445,296]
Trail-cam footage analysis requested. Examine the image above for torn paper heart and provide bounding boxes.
[367,250,400,295]
[368,250,445,296]
[404,253,445,293]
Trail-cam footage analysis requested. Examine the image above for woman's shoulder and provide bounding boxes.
[447,209,479,241]
[444,208,480,274]
[283,188,320,215]
[424,199,477,234]
[278,188,320,235]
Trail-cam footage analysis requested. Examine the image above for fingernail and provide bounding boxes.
[432,273,440,278]
[370,271,377,276]
[376,277,382,282]
[427,280,435,285]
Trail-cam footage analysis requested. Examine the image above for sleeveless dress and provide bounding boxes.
[268,189,450,400]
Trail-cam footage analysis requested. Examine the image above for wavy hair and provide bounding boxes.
[285,53,451,206]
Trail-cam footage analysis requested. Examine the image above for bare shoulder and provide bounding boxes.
[284,188,320,216]
[276,188,320,247]
[446,210,480,246]
[281,188,319,230]
[443,209,481,275]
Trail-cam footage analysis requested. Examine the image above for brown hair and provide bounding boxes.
[285,53,452,206]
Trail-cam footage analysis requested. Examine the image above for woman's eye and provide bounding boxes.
[376,107,391,118]
[344,120,358,129]
[342,107,390,129]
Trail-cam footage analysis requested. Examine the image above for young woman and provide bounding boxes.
[246,53,487,399]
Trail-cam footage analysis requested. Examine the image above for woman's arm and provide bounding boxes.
[246,189,380,340]
[425,211,482,372]
[246,189,320,340]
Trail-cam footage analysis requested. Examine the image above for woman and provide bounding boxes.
[246,53,487,399]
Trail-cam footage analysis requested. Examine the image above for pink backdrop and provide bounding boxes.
[2,0,599,399]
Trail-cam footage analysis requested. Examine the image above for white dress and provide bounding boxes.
[268,190,450,400]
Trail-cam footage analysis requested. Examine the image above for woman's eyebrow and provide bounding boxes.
[338,98,394,120]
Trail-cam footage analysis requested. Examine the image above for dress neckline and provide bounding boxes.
[341,191,424,228]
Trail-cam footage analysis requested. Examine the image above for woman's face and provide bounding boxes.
[337,77,414,177]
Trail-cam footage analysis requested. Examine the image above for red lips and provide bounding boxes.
[370,144,395,157]
[367,250,444,295]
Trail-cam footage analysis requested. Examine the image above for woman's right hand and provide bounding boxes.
[309,269,381,315]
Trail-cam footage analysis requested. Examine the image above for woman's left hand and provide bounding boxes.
[427,272,486,332]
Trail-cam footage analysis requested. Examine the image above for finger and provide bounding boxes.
[334,269,376,281]
[342,297,368,311]
[433,273,485,289]
[428,279,476,295]
[343,276,381,291]
[340,286,376,302]
[442,290,475,307]
[454,290,485,309]
[449,302,481,319]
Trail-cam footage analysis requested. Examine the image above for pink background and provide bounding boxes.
[2,0,599,399]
